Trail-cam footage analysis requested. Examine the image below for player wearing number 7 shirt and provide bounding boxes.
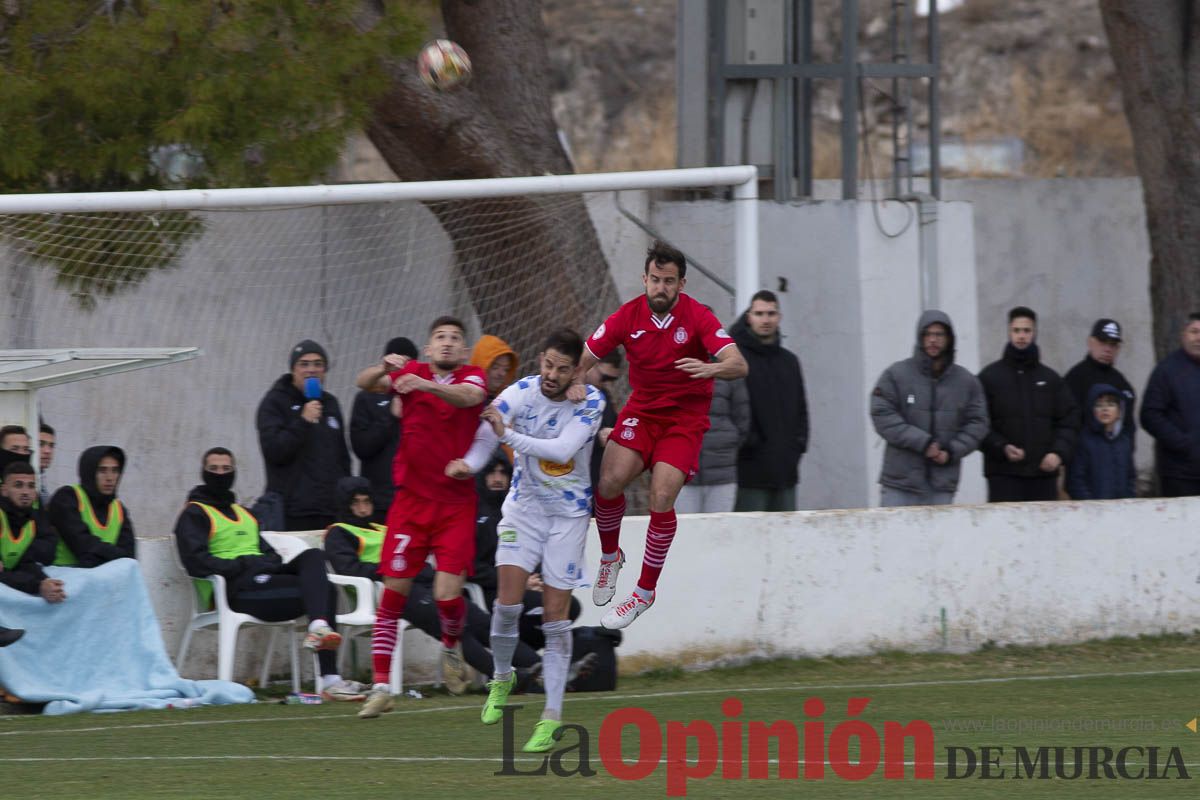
[569,240,748,629]
[352,315,494,718]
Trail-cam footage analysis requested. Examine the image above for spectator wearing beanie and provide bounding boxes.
[255,339,351,531]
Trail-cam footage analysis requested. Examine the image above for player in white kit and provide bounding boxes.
[477,329,604,753]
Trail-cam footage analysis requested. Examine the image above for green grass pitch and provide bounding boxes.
[1,633,1198,799]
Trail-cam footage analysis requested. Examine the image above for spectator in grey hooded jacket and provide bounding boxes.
[676,376,750,513]
[870,310,989,506]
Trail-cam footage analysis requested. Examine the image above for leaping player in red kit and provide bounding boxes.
[570,241,748,629]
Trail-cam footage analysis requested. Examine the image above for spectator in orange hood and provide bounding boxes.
[470,335,519,402]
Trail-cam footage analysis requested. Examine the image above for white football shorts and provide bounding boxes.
[495,502,590,590]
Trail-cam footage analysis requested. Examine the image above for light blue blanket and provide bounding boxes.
[0,559,254,715]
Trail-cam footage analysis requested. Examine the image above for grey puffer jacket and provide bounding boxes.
[870,310,989,494]
[694,377,751,485]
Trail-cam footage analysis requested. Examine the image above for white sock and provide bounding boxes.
[540,619,573,719]
[633,585,654,602]
[323,673,342,686]
[372,682,389,692]
[601,551,619,562]
[490,602,523,679]
[308,618,329,632]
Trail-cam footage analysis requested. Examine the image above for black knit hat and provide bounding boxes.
[289,339,329,369]
[384,337,418,359]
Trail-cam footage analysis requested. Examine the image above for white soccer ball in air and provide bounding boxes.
[417,39,472,91]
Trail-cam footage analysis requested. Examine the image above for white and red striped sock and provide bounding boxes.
[637,508,677,592]
[594,492,626,558]
[371,588,408,685]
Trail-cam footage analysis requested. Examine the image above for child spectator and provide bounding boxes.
[1067,385,1136,500]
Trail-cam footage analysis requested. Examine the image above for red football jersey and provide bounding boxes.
[586,292,735,415]
[389,361,486,504]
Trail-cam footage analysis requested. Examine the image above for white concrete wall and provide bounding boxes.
[574,498,1200,664]
[137,497,1200,681]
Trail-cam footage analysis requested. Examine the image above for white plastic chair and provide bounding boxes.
[327,573,411,694]
[173,543,303,692]
[263,532,411,694]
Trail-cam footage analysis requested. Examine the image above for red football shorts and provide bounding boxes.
[379,487,476,579]
[609,406,710,480]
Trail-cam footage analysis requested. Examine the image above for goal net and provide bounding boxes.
[0,167,757,531]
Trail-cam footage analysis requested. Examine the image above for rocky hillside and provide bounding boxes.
[544,0,1134,178]
[337,0,1132,181]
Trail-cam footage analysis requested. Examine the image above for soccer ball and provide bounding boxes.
[417,39,472,91]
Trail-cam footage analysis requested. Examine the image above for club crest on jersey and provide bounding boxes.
[621,427,635,440]
[716,327,731,338]
[674,326,688,344]
[592,323,606,340]
[390,554,407,572]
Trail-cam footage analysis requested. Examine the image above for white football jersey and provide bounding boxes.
[492,375,605,518]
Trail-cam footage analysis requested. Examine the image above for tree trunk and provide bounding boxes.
[365,0,621,367]
[1099,0,1200,359]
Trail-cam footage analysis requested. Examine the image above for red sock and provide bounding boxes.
[371,589,408,684]
[594,492,626,557]
[436,596,466,648]
[638,509,677,592]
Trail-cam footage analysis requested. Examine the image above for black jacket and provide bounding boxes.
[1140,348,1200,481]
[173,484,284,582]
[977,344,1080,478]
[349,389,398,515]
[731,313,809,489]
[472,458,508,603]
[1064,355,1137,442]
[48,445,136,567]
[1066,384,1135,500]
[323,476,381,580]
[0,496,58,595]
[256,374,351,519]
[589,386,618,499]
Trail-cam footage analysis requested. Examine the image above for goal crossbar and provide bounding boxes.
[0,166,761,309]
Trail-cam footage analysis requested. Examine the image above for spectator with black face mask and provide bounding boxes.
[173,447,362,702]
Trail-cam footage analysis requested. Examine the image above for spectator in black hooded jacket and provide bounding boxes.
[350,337,418,521]
[977,307,1080,502]
[731,290,809,512]
[48,445,136,567]
[256,339,351,531]
[323,476,387,580]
